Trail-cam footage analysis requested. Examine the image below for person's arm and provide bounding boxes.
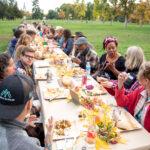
[106,56,126,78]
[115,73,141,112]
[63,38,73,55]
[44,117,53,150]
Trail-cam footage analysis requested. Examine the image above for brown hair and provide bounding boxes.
[26,30,36,36]
[14,45,26,61]
[0,53,11,79]
[138,62,150,80]
[16,34,32,47]
[21,46,35,56]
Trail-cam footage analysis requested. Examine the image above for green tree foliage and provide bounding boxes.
[93,0,110,22]
[109,0,120,23]
[0,0,23,19]
[32,0,43,19]
[59,3,75,19]
[46,9,58,19]
[85,2,94,20]
[93,0,100,19]
[119,0,135,28]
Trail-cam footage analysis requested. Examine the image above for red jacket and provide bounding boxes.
[115,85,150,132]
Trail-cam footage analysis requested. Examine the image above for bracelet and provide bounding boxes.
[45,143,52,150]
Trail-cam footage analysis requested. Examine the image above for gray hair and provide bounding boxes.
[138,61,150,80]
[125,46,145,70]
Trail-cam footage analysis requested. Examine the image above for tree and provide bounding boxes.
[58,10,65,19]
[85,2,94,20]
[109,0,120,24]
[32,0,43,19]
[93,0,110,22]
[46,9,58,19]
[119,0,135,28]
[59,3,75,19]
[0,0,23,19]
[130,1,150,26]
[93,0,100,19]
[74,0,86,19]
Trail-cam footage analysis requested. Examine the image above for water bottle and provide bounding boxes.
[86,61,91,76]
[46,69,52,83]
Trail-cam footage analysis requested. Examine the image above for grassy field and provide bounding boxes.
[0,19,150,60]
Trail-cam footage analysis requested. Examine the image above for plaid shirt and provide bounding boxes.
[105,80,140,96]
[77,47,99,74]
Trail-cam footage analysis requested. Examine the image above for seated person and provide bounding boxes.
[7,29,24,57]
[26,30,36,42]
[97,46,145,95]
[15,33,32,49]
[95,36,125,80]
[71,32,94,57]
[47,28,55,40]
[54,26,64,47]
[0,53,16,83]
[14,45,26,62]
[16,46,35,78]
[115,62,150,132]
[61,29,74,55]
[0,74,53,150]
[72,37,99,74]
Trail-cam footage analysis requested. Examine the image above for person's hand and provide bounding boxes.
[118,72,128,90]
[97,77,113,88]
[105,62,115,71]
[71,57,81,64]
[101,81,113,88]
[28,115,38,127]
[97,76,108,83]
[45,117,54,145]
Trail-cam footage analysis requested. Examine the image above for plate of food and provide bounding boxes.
[53,119,79,140]
[43,84,69,101]
[34,68,50,80]
[111,106,142,131]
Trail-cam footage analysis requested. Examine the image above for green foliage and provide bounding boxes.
[32,0,44,19]
[46,10,58,19]
[85,2,94,20]
[0,0,23,19]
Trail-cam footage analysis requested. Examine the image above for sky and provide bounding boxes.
[16,0,93,14]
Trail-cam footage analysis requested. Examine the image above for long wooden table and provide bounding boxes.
[34,47,150,150]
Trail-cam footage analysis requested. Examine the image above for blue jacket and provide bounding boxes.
[62,38,74,55]
[7,38,18,57]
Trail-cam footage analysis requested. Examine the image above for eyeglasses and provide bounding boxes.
[24,54,35,60]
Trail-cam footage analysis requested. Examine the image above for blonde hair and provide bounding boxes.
[138,61,150,80]
[16,34,32,48]
[14,45,26,61]
[125,46,145,70]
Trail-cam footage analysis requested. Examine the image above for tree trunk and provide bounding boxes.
[124,15,128,28]
[110,18,113,25]
[139,19,143,27]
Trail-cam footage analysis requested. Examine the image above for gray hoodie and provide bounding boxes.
[0,120,44,150]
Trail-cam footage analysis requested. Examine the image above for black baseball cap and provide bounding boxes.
[0,73,34,119]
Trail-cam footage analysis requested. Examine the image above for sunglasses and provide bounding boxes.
[24,54,35,60]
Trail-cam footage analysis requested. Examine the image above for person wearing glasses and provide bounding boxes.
[16,46,35,78]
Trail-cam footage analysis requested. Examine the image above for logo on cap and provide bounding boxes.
[0,89,15,102]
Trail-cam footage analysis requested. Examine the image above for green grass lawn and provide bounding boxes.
[0,20,21,51]
[0,19,150,60]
